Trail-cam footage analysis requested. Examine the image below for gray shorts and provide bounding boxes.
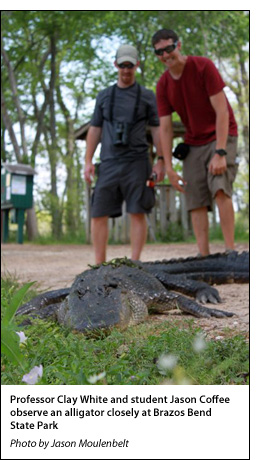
[91,159,153,218]
[183,136,238,212]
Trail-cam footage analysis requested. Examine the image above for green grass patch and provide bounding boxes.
[209,222,249,243]
[7,215,248,245]
[1,279,249,386]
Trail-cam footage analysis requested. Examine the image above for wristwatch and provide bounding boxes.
[215,149,227,156]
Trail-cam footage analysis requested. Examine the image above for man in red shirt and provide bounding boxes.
[152,29,238,256]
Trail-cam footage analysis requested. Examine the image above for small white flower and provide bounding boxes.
[157,354,178,372]
[215,336,223,341]
[193,333,206,352]
[22,365,43,385]
[16,331,27,344]
[88,371,106,384]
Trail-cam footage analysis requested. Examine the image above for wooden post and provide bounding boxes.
[2,209,10,243]
[180,193,189,239]
[108,218,113,242]
[114,217,120,242]
[146,189,157,241]
[17,208,25,244]
[169,188,177,222]
[146,214,156,241]
[159,186,167,237]
[121,202,129,243]
[26,207,38,240]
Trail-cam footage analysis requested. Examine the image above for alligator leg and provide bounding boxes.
[151,272,222,304]
[175,294,234,318]
[147,291,234,318]
[16,288,70,318]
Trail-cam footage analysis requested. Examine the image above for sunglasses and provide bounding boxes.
[154,42,178,56]
[118,63,135,69]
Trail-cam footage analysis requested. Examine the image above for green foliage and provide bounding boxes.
[1,281,34,367]
[18,218,248,245]
[30,230,87,245]
[234,215,249,240]
[2,283,34,325]
[1,279,248,385]
[1,11,249,240]
[155,222,186,243]
[208,221,249,243]
[233,161,249,217]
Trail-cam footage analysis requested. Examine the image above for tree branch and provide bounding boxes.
[1,87,22,162]
[1,39,28,162]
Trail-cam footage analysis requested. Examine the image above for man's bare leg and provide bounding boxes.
[130,213,147,260]
[215,190,235,250]
[91,216,109,264]
[191,207,210,256]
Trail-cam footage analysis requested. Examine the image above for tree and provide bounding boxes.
[1,11,249,240]
[1,11,99,238]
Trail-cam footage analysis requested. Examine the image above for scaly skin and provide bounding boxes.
[16,251,249,332]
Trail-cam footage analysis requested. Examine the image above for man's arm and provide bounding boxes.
[150,126,165,182]
[84,126,102,184]
[208,90,229,175]
[160,115,186,192]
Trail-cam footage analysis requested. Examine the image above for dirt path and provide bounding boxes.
[1,242,249,339]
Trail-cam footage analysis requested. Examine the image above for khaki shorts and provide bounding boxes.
[183,136,238,212]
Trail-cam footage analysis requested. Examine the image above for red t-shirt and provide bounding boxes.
[156,56,238,145]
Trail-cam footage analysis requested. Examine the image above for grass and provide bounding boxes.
[1,276,249,386]
[6,217,249,245]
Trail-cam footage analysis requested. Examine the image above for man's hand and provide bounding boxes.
[208,154,227,175]
[167,169,187,193]
[84,126,101,184]
[152,160,165,183]
[84,162,95,184]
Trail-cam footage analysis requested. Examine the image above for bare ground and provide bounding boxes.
[1,242,249,339]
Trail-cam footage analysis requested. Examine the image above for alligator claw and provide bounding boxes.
[208,294,220,305]
[196,287,222,304]
[206,308,235,318]
[176,295,233,318]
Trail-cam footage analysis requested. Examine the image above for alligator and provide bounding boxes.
[16,251,249,333]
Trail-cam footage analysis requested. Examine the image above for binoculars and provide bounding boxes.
[113,121,131,146]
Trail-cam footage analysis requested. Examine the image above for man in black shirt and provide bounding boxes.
[84,44,164,263]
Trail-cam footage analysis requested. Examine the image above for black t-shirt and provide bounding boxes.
[90,82,159,161]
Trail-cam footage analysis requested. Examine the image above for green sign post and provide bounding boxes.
[1,164,36,244]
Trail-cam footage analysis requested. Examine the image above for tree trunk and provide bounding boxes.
[26,208,38,240]
[1,88,22,162]
[65,119,77,235]
[48,33,62,239]
[1,42,29,163]
[56,78,78,235]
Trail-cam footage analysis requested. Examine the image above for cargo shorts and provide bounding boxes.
[183,136,238,212]
[91,158,153,218]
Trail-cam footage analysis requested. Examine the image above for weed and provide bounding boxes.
[1,278,249,385]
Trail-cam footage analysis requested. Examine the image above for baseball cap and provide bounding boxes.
[116,45,138,65]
